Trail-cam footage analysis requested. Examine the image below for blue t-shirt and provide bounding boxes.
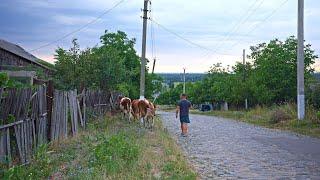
[178,99,191,117]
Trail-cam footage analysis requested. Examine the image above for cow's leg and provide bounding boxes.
[151,117,154,129]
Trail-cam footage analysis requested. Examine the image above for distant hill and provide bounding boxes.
[157,73,206,86]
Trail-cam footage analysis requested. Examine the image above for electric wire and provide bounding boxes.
[29,0,125,52]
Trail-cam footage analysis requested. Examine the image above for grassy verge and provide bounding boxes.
[190,104,320,138]
[158,105,177,112]
[1,115,197,179]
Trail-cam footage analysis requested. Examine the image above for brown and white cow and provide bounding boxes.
[119,96,132,122]
[138,99,156,129]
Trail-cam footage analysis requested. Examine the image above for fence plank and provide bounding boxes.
[6,128,11,166]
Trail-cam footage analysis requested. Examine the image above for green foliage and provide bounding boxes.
[308,83,320,109]
[156,83,182,105]
[93,133,139,174]
[53,31,162,98]
[0,72,28,89]
[2,144,52,179]
[158,36,318,109]
[248,36,316,105]
[0,72,9,87]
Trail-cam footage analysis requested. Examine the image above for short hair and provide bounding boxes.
[181,93,187,97]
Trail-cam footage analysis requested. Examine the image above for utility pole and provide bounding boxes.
[183,68,186,94]
[152,58,156,74]
[140,0,149,100]
[297,0,305,120]
[243,49,248,110]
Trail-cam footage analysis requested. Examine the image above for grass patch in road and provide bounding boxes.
[1,115,197,179]
[190,104,320,138]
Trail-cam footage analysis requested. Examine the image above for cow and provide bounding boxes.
[131,99,140,121]
[118,96,132,122]
[138,99,156,129]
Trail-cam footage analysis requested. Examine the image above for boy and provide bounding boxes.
[176,93,191,136]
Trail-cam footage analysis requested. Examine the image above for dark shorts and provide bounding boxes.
[180,115,190,124]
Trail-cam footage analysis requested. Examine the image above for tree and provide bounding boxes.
[249,36,317,104]
[53,30,162,98]
[165,36,318,109]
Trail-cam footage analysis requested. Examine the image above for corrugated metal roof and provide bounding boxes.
[0,39,51,70]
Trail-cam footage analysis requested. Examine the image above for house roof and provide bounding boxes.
[0,39,52,70]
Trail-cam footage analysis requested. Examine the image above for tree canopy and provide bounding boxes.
[157,36,319,108]
[53,30,161,99]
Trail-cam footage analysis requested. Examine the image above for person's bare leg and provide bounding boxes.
[181,123,184,134]
[184,123,188,134]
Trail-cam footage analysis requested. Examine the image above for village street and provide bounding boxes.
[159,111,320,179]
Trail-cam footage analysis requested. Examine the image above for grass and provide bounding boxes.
[1,115,197,179]
[158,105,177,112]
[190,104,320,138]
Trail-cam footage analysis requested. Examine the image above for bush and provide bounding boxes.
[308,84,320,109]
[270,109,291,124]
[316,111,320,124]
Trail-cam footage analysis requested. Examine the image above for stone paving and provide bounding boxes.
[159,111,320,179]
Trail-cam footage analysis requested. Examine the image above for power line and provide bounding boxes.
[212,0,264,52]
[149,1,156,59]
[227,0,289,50]
[150,18,235,57]
[29,0,125,52]
[149,18,214,53]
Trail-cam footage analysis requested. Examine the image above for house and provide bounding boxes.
[0,39,53,84]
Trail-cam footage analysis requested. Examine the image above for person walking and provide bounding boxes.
[176,93,191,136]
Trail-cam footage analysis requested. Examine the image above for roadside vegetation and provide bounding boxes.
[156,36,320,137]
[157,36,319,107]
[191,104,320,138]
[1,115,196,179]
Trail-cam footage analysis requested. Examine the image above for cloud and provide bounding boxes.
[1,0,319,72]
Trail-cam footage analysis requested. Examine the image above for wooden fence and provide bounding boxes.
[0,86,117,167]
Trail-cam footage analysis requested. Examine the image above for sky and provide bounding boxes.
[0,0,319,73]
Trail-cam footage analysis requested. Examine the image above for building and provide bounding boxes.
[0,39,53,84]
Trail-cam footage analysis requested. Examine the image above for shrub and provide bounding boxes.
[270,109,291,124]
[316,111,320,124]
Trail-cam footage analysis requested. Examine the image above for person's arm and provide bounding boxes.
[176,105,180,119]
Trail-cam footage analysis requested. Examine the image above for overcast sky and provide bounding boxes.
[0,0,319,73]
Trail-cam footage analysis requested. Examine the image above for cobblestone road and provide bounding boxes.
[159,111,320,179]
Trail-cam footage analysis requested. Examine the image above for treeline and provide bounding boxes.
[158,73,205,87]
[53,30,162,98]
[157,36,320,109]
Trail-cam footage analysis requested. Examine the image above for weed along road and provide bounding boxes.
[159,111,320,179]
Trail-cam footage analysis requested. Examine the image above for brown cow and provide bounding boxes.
[131,99,140,121]
[138,99,155,129]
[119,96,132,122]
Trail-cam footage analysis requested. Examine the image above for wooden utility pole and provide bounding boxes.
[152,58,156,74]
[243,49,248,110]
[183,68,186,94]
[140,0,149,100]
[297,0,305,120]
